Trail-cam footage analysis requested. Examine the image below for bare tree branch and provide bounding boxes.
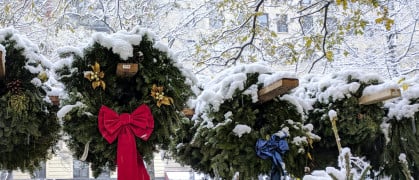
[224,0,265,66]
[308,1,331,73]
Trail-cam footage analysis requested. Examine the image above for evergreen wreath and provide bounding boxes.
[170,64,319,179]
[0,28,60,172]
[297,71,387,171]
[382,75,419,179]
[55,27,195,177]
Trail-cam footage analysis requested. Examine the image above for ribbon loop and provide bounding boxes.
[98,104,154,180]
[256,134,289,180]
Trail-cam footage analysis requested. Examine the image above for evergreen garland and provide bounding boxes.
[170,65,318,179]
[0,29,60,172]
[300,72,386,171]
[55,27,195,177]
[170,117,213,175]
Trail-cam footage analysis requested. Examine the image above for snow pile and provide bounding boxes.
[232,124,251,138]
[293,70,384,109]
[385,75,419,120]
[303,147,372,180]
[192,62,296,121]
[0,27,52,84]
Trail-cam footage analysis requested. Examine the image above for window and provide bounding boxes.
[209,17,223,29]
[301,0,311,5]
[271,0,292,5]
[32,162,46,179]
[257,13,269,28]
[276,14,288,32]
[301,15,313,34]
[388,1,394,10]
[73,160,89,178]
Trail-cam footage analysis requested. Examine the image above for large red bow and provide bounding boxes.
[98,104,154,180]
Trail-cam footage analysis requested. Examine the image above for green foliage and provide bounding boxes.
[380,117,419,179]
[380,96,419,179]
[0,33,60,172]
[56,30,195,176]
[171,72,316,179]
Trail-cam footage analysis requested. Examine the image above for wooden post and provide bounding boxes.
[359,88,401,105]
[0,51,4,80]
[258,78,299,103]
[330,116,342,153]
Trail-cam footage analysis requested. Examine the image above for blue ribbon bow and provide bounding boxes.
[256,134,289,180]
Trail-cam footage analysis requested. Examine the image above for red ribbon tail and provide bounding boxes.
[138,153,150,180]
[117,128,150,180]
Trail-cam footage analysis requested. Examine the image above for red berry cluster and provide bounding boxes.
[6,79,22,94]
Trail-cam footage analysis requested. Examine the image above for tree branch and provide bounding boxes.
[308,1,331,73]
[224,0,265,66]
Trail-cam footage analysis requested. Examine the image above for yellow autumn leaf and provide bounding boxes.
[326,51,333,61]
[385,19,394,31]
[402,83,409,91]
[307,152,313,160]
[4,4,10,13]
[241,36,248,42]
[305,38,312,48]
[343,50,349,57]
[375,17,383,24]
[270,31,277,38]
[397,77,405,84]
[254,11,263,16]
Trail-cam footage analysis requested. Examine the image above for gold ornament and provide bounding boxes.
[150,84,173,107]
[84,62,106,90]
[37,71,48,82]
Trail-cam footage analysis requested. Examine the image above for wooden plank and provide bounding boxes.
[49,95,60,106]
[359,88,401,105]
[258,78,299,103]
[0,51,4,80]
[182,108,194,118]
